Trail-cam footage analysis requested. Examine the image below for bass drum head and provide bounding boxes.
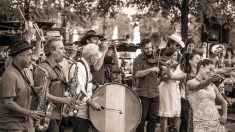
[89,83,142,132]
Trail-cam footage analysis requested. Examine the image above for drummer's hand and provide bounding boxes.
[87,99,102,111]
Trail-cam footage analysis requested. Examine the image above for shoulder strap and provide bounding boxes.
[76,59,89,101]
[77,59,88,91]
[12,63,37,96]
[42,61,65,82]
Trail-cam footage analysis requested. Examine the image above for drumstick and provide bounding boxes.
[101,106,123,114]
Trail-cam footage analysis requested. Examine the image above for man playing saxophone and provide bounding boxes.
[0,40,44,132]
[32,37,74,132]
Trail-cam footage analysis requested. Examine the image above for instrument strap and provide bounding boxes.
[43,61,67,84]
[12,63,37,96]
[76,59,89,101]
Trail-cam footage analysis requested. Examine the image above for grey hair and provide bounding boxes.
[82,43,101,59]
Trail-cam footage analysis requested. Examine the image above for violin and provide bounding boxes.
[147,56,171,66]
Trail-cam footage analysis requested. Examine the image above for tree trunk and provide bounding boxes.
[181,0,189,42]
[24,0,31,21]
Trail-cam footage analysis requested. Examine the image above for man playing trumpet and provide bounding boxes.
[80,30,109,86]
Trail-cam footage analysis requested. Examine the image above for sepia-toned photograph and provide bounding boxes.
[0,0,235,132]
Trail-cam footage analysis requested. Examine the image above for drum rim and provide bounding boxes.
[88,82,142,132]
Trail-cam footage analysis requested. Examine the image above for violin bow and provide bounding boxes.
[157,48,161,67]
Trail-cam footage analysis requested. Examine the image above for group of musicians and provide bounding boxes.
[0,24,127,132]
[0,21,233,132]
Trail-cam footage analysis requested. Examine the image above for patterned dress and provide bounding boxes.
[188,84,227,132]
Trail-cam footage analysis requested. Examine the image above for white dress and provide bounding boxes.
[158,68,181,117]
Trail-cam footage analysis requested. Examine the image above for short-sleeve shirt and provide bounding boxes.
[32,60,67,119]
[0,65,33,130]
[133,53,160,98]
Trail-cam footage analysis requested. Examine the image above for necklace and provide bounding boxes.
[195,77,202,82]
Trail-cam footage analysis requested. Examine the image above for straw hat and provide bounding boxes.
[168,34,185,48]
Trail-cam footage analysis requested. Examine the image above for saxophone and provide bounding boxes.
[31,62,55,131]
[62,56,81,117]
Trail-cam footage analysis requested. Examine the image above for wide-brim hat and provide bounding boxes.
[9,40,33,56]
[80,30,104,45]
[168,34,185,48]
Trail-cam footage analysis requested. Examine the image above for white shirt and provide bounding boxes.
[69,57,93,119]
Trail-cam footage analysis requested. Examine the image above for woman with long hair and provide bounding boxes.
[187,59,227,132]
[158,47,181,132]
[166,49,202,132]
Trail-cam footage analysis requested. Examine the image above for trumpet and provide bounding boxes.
[33,23,46,41]
[99,38,126,47]
[64,45,83,51]
[17,6,45,41]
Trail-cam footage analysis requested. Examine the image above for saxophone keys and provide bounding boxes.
[38,125,45,130]
[75,100,80,104]
[74,104,79,109]
[74,110,78,115]
[45,112,51,117]
[69,111,74,116]
[64,91,69,97]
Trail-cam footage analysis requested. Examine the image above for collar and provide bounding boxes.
[139,53,155,60]
[45,58,60,68]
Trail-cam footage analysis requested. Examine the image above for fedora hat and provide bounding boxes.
[9,40,33,56]
[80,30,103,45]
[168,34,185,48]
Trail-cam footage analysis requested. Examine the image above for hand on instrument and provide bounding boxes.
[209,74,223,82]
[28,110,44,120]
[220,114,227,125]
[100,41,109,53]
[87,99,102,111]
[61,96,75,106]
[35,28,44,41]
[25,27,36,43]
[25,20,33,31]
[165,59,178,67]
[149,67,160,73]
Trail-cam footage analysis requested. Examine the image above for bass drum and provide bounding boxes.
[89,83,142,132]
